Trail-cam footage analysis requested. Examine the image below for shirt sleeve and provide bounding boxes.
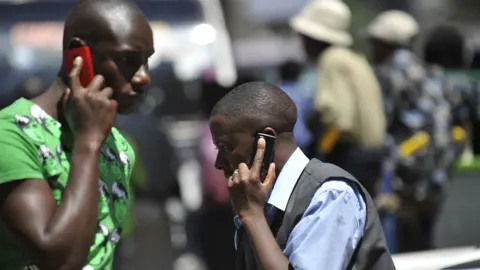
[283,180,366,270]
[315,50,355,132]
[0,121,44,183]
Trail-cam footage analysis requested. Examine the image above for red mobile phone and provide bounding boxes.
[64,38,95,88]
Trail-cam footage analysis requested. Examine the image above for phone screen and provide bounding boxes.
[64,39,95,87]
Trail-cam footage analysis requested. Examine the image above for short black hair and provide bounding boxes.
[424,25,465,68]
[211,81,297,134]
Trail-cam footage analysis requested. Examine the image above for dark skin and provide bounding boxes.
[210,114,297,270]
[300,34,331,138]
[301,34,330,64]
[368,37,418,65]
[368,38,398,65]
[0,2,154,269]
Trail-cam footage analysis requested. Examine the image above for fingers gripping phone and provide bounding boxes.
[251,133,276,178]
[64,38,95,87]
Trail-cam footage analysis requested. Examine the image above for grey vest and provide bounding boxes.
[235,159,396,270]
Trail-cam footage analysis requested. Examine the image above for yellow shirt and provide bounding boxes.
[315,46,386,148]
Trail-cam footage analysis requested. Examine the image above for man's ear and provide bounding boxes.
[263,127,277,138]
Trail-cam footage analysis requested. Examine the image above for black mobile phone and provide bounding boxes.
[250,133,276,176]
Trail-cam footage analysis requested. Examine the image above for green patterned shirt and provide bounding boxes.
[0,98,135,270]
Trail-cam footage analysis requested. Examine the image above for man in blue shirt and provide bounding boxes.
[278,61,314,152]
[209,81,393,269]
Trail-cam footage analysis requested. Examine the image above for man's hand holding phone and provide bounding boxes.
[228,137,276,221]
[63,56,117,149]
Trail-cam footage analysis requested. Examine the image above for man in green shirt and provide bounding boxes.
[0,0,154,269]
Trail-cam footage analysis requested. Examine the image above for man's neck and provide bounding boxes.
[375,51,396,66]
[273,141,298,177]
[31,77,66,121]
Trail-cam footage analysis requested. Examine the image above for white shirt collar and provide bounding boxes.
[267,148,309,211]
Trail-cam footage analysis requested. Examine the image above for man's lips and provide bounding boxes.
[128,86,147,96]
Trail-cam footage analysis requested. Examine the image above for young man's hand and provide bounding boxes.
[228,137,276,221]
[63,56,117,148]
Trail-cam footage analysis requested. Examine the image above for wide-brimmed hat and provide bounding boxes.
[367,10,419,46]
[290,0,352,46]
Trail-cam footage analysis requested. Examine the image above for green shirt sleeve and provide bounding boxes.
[0,120,44,183]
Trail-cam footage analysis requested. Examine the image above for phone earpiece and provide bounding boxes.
[262,127,277,137]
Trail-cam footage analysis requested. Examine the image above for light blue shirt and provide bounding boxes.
[279,81,314,149]
[234,148,366,270]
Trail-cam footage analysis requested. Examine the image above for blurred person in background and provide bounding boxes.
[367,11,453,252]
[424,24,479,164]
[277,60,314,153]
[368,10,422,127]
[0,0,154,269]
[290,0,386,198]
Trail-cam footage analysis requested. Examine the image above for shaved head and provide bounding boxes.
[209,81,298,178]
[211,81,297,135]
[63,0,150,50]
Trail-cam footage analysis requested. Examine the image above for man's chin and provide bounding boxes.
[116,93,147,115]
[116,102,139,115]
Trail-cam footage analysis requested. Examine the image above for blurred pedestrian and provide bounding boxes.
[277,61,314,152]
[368,10,423,127]
[367,10,452,252]
[424,24,478,162]
[290,0,386,197]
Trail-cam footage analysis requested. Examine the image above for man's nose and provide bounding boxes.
[131,64,151,86]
